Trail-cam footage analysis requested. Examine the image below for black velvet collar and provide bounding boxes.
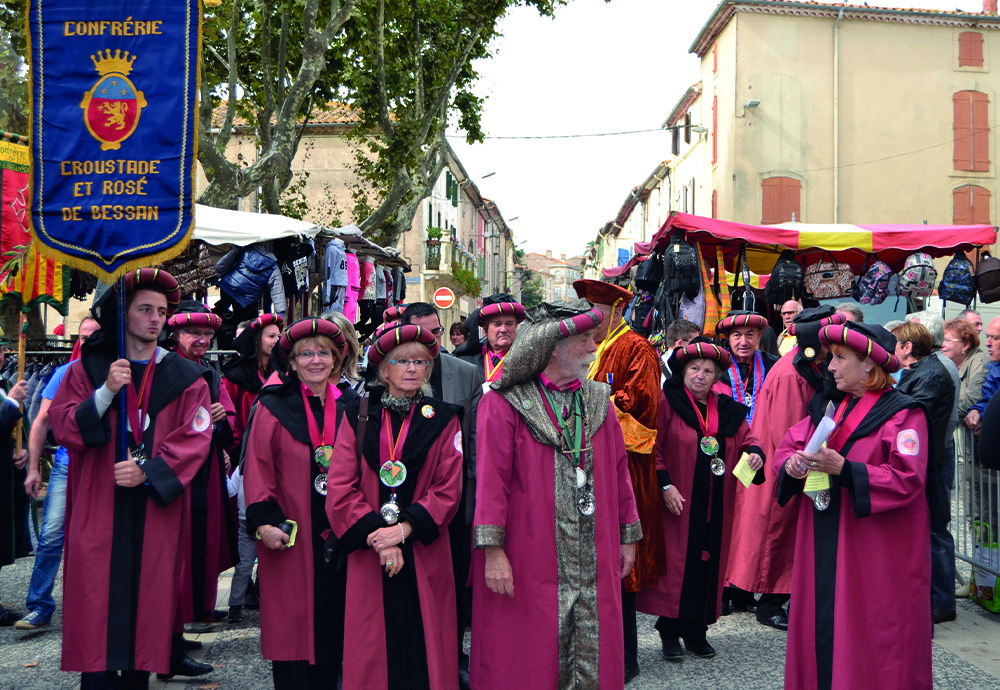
[808,387,916,442]
[223,357,267,393]
[257,372,356,446]
[662,378,746,438]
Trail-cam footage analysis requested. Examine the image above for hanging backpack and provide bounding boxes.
[937,251,977,306]
[976,251,1000,303]
[662,236,700,300]
[729,244,763,313]
[851,253,893,305]
[633,254,663,293]
[897,252,938,298]
[763,249,804,304]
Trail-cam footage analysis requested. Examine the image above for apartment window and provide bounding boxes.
[959,32,984,68]
[711,95,718,165]
[554,286,563,300]
[761,177,801,224]
[953,185,991,224]
[711,189,718,219]
[684,112,692,144]
[672,126,680,156]
[712,45,718,74]
[953,90,990,172]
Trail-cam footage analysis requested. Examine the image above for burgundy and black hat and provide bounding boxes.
[276,318,347,357]
[383,305,407,325]
[167,311,222,331]
[787,307,847,336]
[367,324,440,366]
[671,341,733,371]
[572,279,633,307]
[124,268,181,316]
[819,322,901,373]
[715,310,768,336]
[249,312,283,333]
[479,300,526,323]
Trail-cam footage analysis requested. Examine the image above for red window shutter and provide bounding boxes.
[973,185,992,224]
[953,186,973,224]
[959,32,984,67]
[954,92,973,171]
[712,95,718,165]
[713,45,718,74]
[972,91,990,172]
[712,189,718,219]
[762,178,781,224]
[781,178,802,222]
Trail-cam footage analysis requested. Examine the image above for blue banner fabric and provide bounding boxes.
[28,0,201,281]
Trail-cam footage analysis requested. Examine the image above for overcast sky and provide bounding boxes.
[447,0,982,258]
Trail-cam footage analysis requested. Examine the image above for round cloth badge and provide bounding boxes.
[379,460,407,487]
[804,347,816,358]
[896,429,920,456]
[699,436,720,456]
[192,406,211,433]
[421,404,435,419]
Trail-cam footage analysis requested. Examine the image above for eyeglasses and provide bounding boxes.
[183,330,216,339]
[943,337,961,343]
[430,327,445,335]
[296,350,334,360]
[389,358,430,369]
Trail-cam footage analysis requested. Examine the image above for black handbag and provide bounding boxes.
[730,245,758,313]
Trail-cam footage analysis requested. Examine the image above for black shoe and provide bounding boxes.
[156,655,213,679]
[181,637,203,651]
[0,606,23,627]
[932,609,957,624]
[206,608,228,621]
[758,611,789,631]
[184,621,214,634]
[228,605,243,624]
[720,601,732,616]
[661,637,684,661]
[683,636,716,658]
[625,661,640,683]
[243,592,260,611]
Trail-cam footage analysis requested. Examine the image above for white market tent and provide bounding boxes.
[193,204,409,269]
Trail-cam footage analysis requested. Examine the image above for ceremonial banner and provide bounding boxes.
[0,140,68,314]
[28,0,201,281]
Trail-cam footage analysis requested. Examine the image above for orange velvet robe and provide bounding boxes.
[590,326,665,591]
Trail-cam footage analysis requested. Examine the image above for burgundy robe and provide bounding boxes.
[471,382,641,690]
[636,382,762,623]
[327,395,464,690]
[773,390,932,690]
[727,350,820,594]
[243,378,351,664]
[590,327,665,592]
[51,350,212,674]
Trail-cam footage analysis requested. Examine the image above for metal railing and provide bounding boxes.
[953,427,999,579]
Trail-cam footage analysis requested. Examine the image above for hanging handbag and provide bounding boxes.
[803,250,854,300]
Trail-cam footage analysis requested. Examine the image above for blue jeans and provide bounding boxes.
[25,460,68,619]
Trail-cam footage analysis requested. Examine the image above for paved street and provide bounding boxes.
[1,554,999,689]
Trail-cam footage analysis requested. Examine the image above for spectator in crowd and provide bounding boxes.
[963,316,1000,434]
[893,320,957,625]
[450,322,470,353]
[471,301,640,690]
[835,302,863,322]
[453,294,525,384]
[637,341,764,661]
[243,318,356,689]
[959,308,984,336]
[328,324,464,690]
[943,318,990,419]
[324,311,365,395]
[661,319,700,378]
[776,300,802,356]
[775,321,931,689]
[223,313,284,446]
[13,321,98,631]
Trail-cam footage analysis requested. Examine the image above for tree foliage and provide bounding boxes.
[520,274,544,309]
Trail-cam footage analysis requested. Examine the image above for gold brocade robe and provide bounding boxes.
[590,327,665,591]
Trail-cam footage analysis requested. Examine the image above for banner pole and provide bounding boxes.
[117,276,128,462]
[14,313,27,453]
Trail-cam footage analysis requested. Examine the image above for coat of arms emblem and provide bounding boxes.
[80,50,147,151]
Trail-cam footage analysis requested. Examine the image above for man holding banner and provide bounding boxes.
[29,1,203,687]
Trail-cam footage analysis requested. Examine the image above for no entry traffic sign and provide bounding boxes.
[432,286,455,309]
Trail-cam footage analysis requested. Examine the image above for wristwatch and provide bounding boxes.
[661,484,673,493]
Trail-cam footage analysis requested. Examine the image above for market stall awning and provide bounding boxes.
[194,205,409,270]
[605,212,997,278]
